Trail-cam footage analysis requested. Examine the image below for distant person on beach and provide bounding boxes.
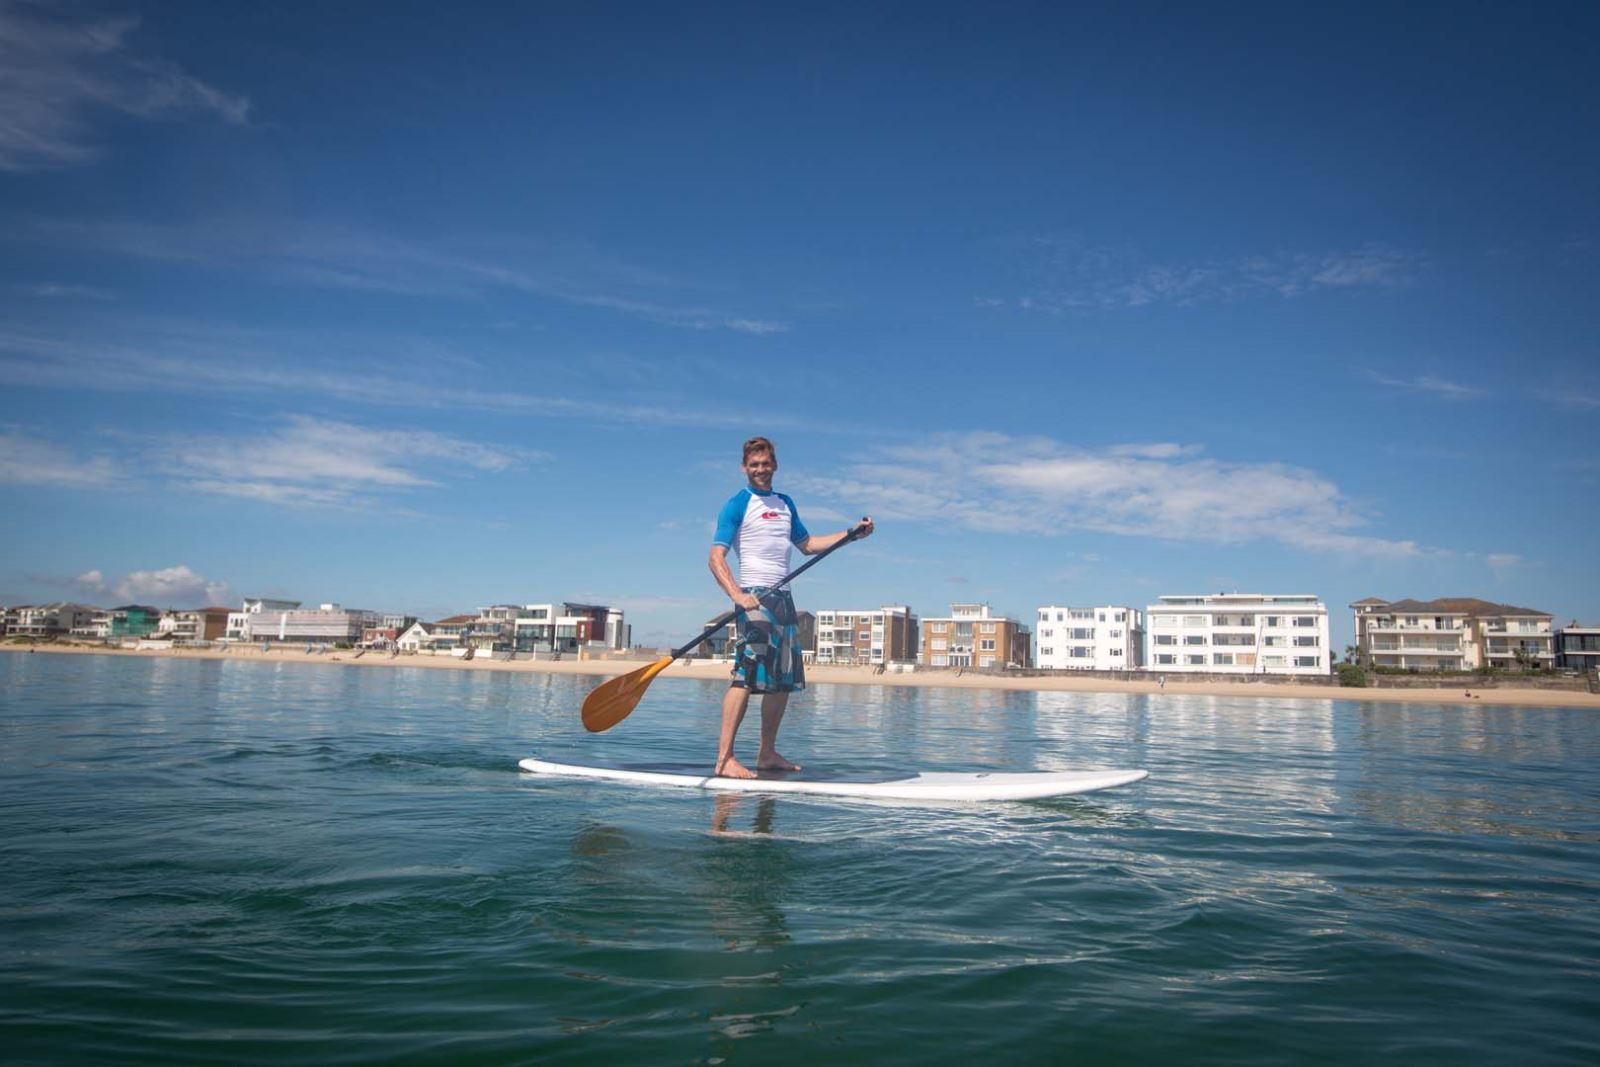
[709,436,872,778]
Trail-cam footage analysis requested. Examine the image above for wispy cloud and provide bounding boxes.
[1533,387,1600,411]
[0,328,809,430]
[21,282,116,300]
[11,217,789,333]
[984,238,1423,312]
[1368,372,1486,401]
[0,425,122,487]
[154,415,543,508]
[793,432,1425,558]
[0,3,249,171]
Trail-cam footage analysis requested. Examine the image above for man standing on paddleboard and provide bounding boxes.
[710,436,873,778]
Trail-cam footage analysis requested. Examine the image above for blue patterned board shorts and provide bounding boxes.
[731,587,806,694]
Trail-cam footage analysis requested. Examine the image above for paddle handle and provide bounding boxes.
[670,520,869,660]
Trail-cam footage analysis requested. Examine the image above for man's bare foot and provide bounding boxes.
[715,757,757,779]
[756,752,801,772]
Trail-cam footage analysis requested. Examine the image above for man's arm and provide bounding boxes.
[709,545,760,610]
[797,516,874,556]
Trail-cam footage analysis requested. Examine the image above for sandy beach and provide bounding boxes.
[8,643,1598,709]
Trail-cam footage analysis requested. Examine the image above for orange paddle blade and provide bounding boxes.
[581,657,673,732]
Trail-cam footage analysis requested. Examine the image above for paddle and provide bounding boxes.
[581,520,871,732]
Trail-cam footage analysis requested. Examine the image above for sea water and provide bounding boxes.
[2,652,1596,1065]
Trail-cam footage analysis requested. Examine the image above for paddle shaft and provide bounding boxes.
[669,522,867,661]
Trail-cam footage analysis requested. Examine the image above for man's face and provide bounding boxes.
[742,450,776,491]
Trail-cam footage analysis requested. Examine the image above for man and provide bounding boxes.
[709,436,873,778]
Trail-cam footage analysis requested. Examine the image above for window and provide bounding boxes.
[1098,613,1106,622]
[1070,628,1094,640]
[931,639,947,651]
[1264,616,1281,627]
[1293,636,1319,647]
[1040,627,1053,638]
[1040,647,1053,657]
[1110,629,1122,638]
[1155,635,1176,645]
[1263,635,1285,647]
[1155,653,1176,665]
[932,655,948,666]
[1295,616,1318,627]
[1115,612,1125,622]
[1184,616,1206,627]
[1186,654,1206,665]
[1184,635,1205,646]
[979,655,996,667]
[1295,656,1320,668]
[1070,646,1090,658]
[1110,648,1122,656]
[1213,653,1233,665]
[980,623,997,634]
[980,639,996,651]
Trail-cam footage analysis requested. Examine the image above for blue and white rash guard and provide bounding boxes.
[713,487,812,589]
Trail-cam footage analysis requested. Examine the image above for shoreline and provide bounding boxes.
[7,643,1599,709]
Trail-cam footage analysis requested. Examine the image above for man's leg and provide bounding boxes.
[756,691,801,771]
[716,686,757,778]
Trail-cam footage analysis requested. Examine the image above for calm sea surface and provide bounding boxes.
[2,652,1597,1065]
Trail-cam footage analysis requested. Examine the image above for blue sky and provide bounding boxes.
[2,1,1596,650]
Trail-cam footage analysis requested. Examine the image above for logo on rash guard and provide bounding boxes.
[760,511,783,520]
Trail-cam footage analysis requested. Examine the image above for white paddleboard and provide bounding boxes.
[518,756,1147,801]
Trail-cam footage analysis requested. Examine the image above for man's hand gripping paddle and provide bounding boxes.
[580,521,870,732]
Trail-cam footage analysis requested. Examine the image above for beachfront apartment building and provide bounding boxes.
[1351,598,1555,671]
[1035,606,1145,670]
[813,605,918,665]
[226,597,302,641]
[1556,624,1600,675]
[6,602,100,639]
[241,602,381,645]
[1146,594,1330,675]
[919,603,1028,669]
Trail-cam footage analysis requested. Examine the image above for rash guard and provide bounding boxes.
[713,487,811,588]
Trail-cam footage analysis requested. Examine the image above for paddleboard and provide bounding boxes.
[518,756,1147,801]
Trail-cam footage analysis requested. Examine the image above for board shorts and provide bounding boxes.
[730,587,806,694]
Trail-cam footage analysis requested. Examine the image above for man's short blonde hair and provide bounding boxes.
[742,436,776,463]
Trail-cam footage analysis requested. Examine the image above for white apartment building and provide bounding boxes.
[1035,606,1144,670]
[245,603,380,645]
[1145,594,1330,675]
[225,597,302,641]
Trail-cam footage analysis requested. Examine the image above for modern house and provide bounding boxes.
[1035,606,1144,670]
[242,603,381,646]
[1145,594,1330,675]
[813,605,918,665]
[1555,624,1600,675]
[156,607,231,643]
[226,598,302,642]
[1351,598,1554,671]
[919,603,1028,669]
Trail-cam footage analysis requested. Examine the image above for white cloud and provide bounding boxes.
[113,564,230,606]
[795,433,1425,558]
[1368,372,1486,401]
[0,4,249,171]
[1486,553,1522,569]
[0,426,121,487]
[989,239,1422,312]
